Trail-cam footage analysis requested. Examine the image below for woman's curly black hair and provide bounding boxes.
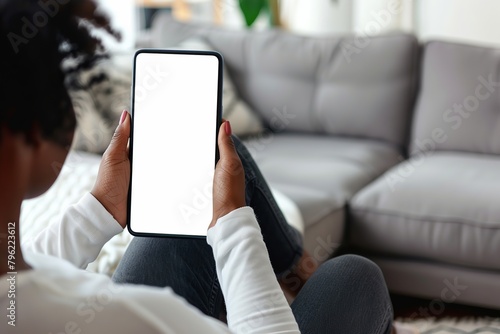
[0,0,119,145]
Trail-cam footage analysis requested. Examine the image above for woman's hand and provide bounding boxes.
[91,110,131,228]
[209,121,246,229]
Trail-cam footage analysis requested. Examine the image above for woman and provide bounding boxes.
[0,0,402,333]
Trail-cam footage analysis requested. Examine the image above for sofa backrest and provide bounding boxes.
[410,41,500,156]
[152,15,419,149]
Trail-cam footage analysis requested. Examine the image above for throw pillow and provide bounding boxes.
[69,55,131,154]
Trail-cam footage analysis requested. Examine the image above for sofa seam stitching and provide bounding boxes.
[351,207,500,230]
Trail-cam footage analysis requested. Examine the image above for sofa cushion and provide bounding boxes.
[411,41,500,156]
[244,133,401,253]
[350,152,500,271]
[151,15,419,149]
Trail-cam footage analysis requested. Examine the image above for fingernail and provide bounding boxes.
[224,120,232,136]
[119,110,127,125]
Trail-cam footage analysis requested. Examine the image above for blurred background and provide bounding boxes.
[100,0,500,52]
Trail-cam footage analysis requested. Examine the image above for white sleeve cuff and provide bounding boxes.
[206,206,259,248]
[80,192,124,239]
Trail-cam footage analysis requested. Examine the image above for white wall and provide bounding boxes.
[416,0,500,47]
[281,0,353,35]
[353,0,414,33]
[344,0,500,47]
[94,0,500,49]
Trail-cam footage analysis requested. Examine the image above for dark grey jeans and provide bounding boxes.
[113,136,393,334]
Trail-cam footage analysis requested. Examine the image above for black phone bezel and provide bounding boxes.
[127,48,224,239]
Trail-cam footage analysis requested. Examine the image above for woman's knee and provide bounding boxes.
[292,255,393,334]
[324,254,384,280]
[322,255,392,331]
[317,254,389,300]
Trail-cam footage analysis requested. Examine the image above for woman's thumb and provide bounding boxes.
[107,110,130,156]
[218,121,237,161]
[217,121,244,177]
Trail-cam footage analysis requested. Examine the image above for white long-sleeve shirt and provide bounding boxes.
[0,193,300,333]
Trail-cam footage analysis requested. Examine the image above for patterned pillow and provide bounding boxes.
[69,56,132,154]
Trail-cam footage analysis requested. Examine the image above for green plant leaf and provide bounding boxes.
[239,0,266,27]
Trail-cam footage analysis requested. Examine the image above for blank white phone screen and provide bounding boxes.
[130,52,220,237]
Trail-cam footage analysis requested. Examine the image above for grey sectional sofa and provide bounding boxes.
[148,15,500,309]
[350,41,500,309]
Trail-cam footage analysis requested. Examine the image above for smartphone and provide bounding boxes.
[127,49,223,238]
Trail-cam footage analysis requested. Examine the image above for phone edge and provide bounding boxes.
[126,49,224,239]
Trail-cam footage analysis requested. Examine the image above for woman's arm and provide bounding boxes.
[22,192,123,268]
[207,121,300,333]
[22,112,131,267]
[208,207,300,333]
